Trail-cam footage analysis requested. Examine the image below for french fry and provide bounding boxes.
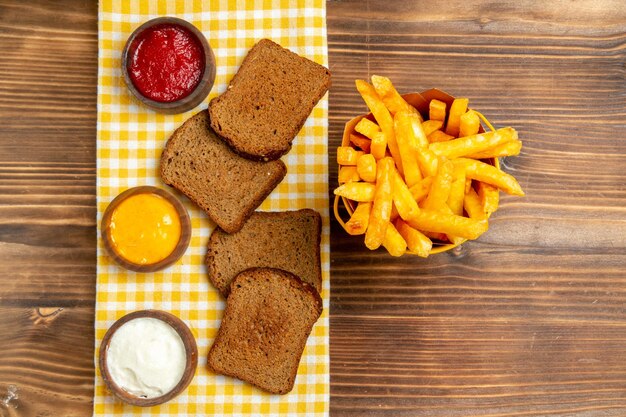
[429,127,516,159]
[476,181,500,217]
[334,182,376,202]
[406,209,488,240]
[337,146,364,165]
[365,157,395,250]
[422,120,444,137]
[355,80,404,174]
[415,147,439,178]
[410,111,430,149]
[409,177,433,203]
[390,203,400,222]
[465,177,473,194]
[354,117,380,139]
[395,219,432,257]
[445,98,469,137]
[466,139,522,159]
[429,99,447,122]
[370,131,387,160]
[344,202,371,235]
[423,231,449,243]
[371,75,421,120]
[338,166,361,184]
[447,163,466,216]
[455,158,525,196]
[349,133,372,153]
[464,187,486,220]
[421,158,454,210]
[459,109,480,137]
[394,110,423,187]
[428,130,454,143]
[356,153,377,182]
[382,222,407,257]
[392,168,420,220]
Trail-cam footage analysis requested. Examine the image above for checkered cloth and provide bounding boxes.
[95,1,329,415]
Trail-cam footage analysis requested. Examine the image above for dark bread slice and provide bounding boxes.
[208,38,331,161]
[160,110,286,233]
[207,267,322,394]
[206,209,322,297]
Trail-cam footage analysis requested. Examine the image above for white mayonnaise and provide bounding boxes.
[106,317,187,399]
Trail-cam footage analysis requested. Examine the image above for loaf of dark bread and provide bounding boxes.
[207,267,323,394]
[206,209,322,297]
[160,110,286,233]
[208,38,331,161]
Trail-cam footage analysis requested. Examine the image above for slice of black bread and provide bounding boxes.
[206,209,322,297]
[160,110,286,234]
[207,267,323,394]
[208,38,331,161]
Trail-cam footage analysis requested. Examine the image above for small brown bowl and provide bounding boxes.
[121,17,216,114]
[101,186,191,272]
[99,310,198,407]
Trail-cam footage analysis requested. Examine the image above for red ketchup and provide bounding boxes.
[127,24,205,103]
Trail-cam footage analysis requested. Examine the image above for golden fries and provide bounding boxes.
[396,219,432,257]
[357,153,377,183]
[337,146,364,165]
[382,222,407,257]
[466,139,522,159]
[455,158,524,196]
[447,163,466,216]
[421,158,454,211]
[355,80,404,174]
[349,133,371,153]
[445,98,469,137]
[409,177,433,203]
[407,209,488,240]
[355,117,380,139]
[429,128,516,159]
[371,75,420,120]
[428,130,454,143]
[429,99,447,122]
[392,168,420,220]
[334,182,376,202]
[394,110,422,187]
[365,157,394,250]
[338,166,360,184]
[335,76,524,257]
[476,181,499,217]
[463,187,486,220]
[459,109,480,137]
[345,202,371,235]
[421,120,444,137]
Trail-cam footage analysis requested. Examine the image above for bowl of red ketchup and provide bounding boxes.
[122,17,215,114]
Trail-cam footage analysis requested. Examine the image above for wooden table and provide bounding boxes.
[1,1,624,415]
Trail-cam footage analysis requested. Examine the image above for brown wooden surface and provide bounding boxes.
[0,0,625,416]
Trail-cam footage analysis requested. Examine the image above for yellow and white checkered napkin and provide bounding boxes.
[95,1,329,415]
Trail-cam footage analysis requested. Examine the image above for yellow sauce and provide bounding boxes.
[109,193,181,265]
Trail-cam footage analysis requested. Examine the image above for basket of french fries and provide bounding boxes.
[333,75,524,257]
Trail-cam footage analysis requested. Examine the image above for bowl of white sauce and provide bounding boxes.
[99,310,198,406]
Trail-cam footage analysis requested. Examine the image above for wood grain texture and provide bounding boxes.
[0,0,97,416]
[327,0,626,416]
[0,0,625,416]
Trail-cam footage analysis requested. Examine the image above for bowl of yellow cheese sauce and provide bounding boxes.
[101,186,191,272]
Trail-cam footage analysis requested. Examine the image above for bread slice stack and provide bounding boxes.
[160,38,329,394]
[206,209,322,394]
